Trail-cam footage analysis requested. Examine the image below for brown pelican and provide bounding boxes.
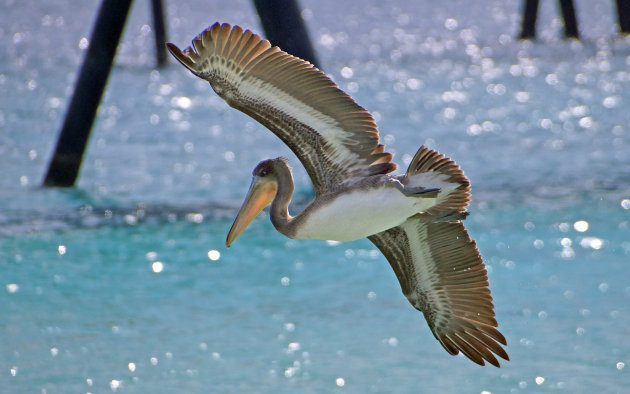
[167,23,508,367]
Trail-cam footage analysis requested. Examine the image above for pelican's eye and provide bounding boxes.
[255,165,271,177]
[253,160,275,177]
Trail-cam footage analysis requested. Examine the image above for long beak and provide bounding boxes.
[226,177,277,248]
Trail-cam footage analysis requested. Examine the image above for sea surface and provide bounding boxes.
[1,0,629,392]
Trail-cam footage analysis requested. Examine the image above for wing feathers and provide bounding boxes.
[168,22,396,193]
[436,334,460,355]
[369,218,508,367]
[468,330,509,361]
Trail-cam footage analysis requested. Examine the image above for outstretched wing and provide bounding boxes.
[368,219,509,367]
[167,22,396,195]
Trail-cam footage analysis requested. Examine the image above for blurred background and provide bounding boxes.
[1,0,629,392]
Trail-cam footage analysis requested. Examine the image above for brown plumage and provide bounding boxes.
[167,23,396,195]
[168,22,508,367]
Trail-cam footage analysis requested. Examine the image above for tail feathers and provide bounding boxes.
[406,145,469,185]
[405,145,470,214]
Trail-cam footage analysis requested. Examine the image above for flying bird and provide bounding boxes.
[167,22,508,367]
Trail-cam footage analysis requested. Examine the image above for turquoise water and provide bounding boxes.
[2,0,630,392]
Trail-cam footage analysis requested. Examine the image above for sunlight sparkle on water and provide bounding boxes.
[573,220,589,232]
[78,37,88,50]
[560,247,575,260]
[580,237,603,250]
[186,213,204,223]
[558,222,570,232]
[207,250,221,261]
[146,251,158,261]
[406,78,422,90]
[110,379,122,391]
[124,214,138,225]
[340,66,353,78]
[152,261,164,273]
[444,18,458,30]
[284,366,298,378]
[287,342,300,354]
[515,91,530,102]
[171,96,192,109]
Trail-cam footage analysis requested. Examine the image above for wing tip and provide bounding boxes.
[445,326,509,367]
[166,42,196,72]
[168,22,243,75]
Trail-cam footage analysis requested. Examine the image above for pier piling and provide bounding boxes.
[252,0,320,68]
[44,0,133,187]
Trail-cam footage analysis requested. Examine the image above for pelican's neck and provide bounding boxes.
[270,165,295,236]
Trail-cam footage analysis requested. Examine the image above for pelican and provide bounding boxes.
[167,23,508,367]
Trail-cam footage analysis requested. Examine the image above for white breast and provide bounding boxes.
[294,187,434,242]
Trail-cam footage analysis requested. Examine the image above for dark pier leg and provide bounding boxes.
[151,0,168,67]
[252,0,320,68]
[43,0,133,187]
[519,0,539,39]
[558,0,579,38]
[616,0,630,33]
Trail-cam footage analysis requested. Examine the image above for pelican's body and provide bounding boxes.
[168,23,509,367]
[295,182,425,241]
[266,168,460,242]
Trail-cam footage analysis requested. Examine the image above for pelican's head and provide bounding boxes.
[225,158,290,247]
